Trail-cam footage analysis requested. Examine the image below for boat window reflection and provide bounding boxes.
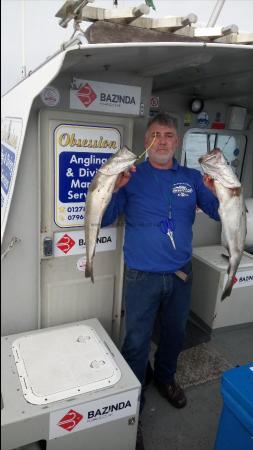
[183,131,247,180]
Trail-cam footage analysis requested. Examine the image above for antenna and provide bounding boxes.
[21,0,27,78]
[207,0,226,27]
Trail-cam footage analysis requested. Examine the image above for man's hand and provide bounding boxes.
[113,165,136,193]
[203,174,217,196]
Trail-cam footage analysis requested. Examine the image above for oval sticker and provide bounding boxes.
[41,86,60,107]
[77,256,86,272]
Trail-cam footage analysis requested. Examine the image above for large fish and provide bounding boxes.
[84,146,137,282]
[199,148,247,300]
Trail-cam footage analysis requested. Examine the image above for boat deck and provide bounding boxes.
[142,322,253,450]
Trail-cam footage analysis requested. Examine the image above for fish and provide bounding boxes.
[199,148,247,301]
[84,146,137,282]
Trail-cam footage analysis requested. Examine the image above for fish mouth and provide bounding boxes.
[199,154,216,164]
[199,148,221,164]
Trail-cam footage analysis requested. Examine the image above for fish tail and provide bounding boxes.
[221,250,241,300]
[85,261,94,283]
[221,277,234,301]
[221,261,237,300]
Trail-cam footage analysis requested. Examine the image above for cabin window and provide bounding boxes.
[182,130,247,180]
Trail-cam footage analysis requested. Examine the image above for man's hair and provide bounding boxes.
[147,112,178,131]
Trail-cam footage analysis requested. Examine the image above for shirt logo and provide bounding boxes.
[172,183,193,197]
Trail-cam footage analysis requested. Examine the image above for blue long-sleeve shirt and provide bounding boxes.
[102,159,220,272]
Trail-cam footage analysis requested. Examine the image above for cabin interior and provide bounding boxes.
[1,19,253,450]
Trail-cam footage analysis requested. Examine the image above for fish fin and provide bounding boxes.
[229,187,241,196]
[85,262,94,283]
[226,260,231,278]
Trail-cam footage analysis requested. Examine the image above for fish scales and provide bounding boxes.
[84,146,137,282]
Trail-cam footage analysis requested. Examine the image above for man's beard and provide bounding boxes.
[148,150,173,165]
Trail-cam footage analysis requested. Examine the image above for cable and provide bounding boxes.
[138,135,157,160]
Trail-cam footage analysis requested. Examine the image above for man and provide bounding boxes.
[101,113,220,450]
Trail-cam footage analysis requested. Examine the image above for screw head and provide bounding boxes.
[128,417,136,425]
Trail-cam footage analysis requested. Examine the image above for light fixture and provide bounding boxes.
[190,98,204,114]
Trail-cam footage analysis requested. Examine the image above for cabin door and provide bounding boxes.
[39,109,133,342]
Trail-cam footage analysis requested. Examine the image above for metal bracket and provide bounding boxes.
[55,0,95,28]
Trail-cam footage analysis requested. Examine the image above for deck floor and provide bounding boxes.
[142,323,253,450]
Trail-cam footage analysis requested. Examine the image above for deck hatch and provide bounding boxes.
[12,324,121,405]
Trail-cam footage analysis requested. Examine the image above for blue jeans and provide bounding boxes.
[121,262,193,410]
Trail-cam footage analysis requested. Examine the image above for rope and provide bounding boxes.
[138,135,156,160]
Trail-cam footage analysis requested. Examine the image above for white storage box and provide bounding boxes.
[1,318,141,450]
[191,246,253,330]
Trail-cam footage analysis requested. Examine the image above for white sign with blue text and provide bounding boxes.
[54,124,121,228]
[1,117,23,241]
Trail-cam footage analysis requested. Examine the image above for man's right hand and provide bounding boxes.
[113,165,136,192]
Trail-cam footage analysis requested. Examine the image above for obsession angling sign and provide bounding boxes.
[54,123,121,228]
[70,79,142,115]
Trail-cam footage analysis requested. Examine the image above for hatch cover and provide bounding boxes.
[12,324,121,405]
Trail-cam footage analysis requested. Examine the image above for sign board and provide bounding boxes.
[49,389,139,438]
[54,124,121,228]
[224,270,253,290]
[1,117,23,241]
[150,96,159,110]
[40,86,60,107]
[70,79,141,115]
[53,228,117,257]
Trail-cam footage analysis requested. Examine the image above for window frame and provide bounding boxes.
[181,128,248,182]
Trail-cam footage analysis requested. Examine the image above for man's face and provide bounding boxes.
[145,122,179,166]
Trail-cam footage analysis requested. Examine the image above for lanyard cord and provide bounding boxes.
[138,135,157,161]
[148,160,175,220]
